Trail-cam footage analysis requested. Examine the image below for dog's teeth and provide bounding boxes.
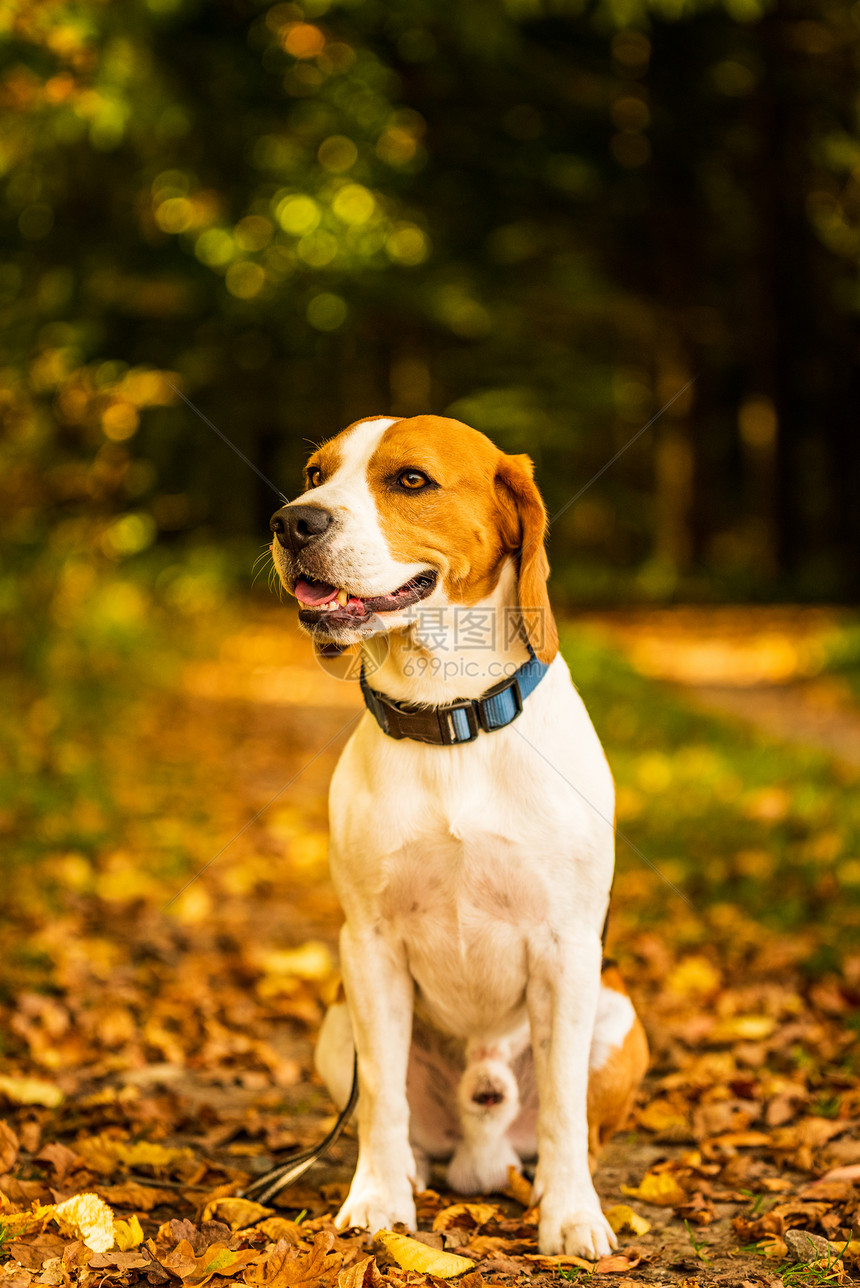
[337,589,348,606]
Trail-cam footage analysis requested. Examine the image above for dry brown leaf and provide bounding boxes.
[595,1254,642,1273]
[244,1232,341,1288]
[335,1256,373,1288]
[160,1238,200,1278]
[523,1253,594,1271]
[95,1182,177,1211]
[0,1121,19,1172]
[201,1199,274,1230]
[255,1219,304,1245]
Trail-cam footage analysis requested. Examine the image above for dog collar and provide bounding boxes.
[359,650,550,746]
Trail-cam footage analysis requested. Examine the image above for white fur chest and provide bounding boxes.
[327,659,615,1039]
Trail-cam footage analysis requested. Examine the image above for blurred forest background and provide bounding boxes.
[4,0,860,665]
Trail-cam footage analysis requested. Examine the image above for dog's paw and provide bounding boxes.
[538,1205,617,1259]
[335,1181,416,1235]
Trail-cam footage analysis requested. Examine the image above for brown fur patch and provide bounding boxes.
[587,971,650,1169]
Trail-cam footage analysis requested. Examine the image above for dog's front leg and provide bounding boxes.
[527,929,616,1259]
[335,921,417,1234]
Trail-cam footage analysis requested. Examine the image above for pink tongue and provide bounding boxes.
[295,578,339,605]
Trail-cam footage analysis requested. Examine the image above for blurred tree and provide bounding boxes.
[1,0,859,663]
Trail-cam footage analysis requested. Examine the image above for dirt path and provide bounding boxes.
[581,605,860,768]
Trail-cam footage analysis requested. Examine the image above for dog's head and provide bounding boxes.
[270,414,558,663]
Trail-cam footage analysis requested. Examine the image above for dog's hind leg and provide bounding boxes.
[447,1043,523,1195]
[316,1002,461,1190]
[315,1001,356,1111]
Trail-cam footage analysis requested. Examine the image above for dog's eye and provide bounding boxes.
[306,467,323,488]
[397,470,431,490]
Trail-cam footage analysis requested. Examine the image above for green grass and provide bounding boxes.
[561,625,860,958]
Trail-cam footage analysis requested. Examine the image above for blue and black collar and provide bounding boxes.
[359,650,550,746]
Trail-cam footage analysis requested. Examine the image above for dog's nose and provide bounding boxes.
[270,504,333,552]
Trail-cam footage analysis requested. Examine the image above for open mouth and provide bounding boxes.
[294,570,438,621]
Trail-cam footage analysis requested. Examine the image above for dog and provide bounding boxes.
[270,414,648,1258]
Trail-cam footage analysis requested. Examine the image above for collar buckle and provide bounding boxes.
[438,698,480,744]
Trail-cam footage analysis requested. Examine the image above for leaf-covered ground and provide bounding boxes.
[2,586,859,1288]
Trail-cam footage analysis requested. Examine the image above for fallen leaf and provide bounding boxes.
[75,1135,195,1176]
[709,1015,776,1042]
[200,1199,274,1230]
[605,1204,651,1236]
[822,1163,860,1181]
[53,1193,115,1253]
[114,1213,145,1250]
[374,1229,475,1277]
[503,1167,532,1208]
[335,1257,373,1288]
[160,1239,198,1278]
[432,1203,504,1231]
[183,1245,259,1286]
[595,1254,642,1273]
[244,1232,341,1288]
[666,956,721,998]
[95,1182,177,1211]
[255,1219,304,1245]
[621,1170,688,1206]
[637,1099,691,1137]
[34,1142,83,1182]
[0,1077,62,1109]
[0,1121,19,1171]
[0,1205,55,1239]
[523,1254,594,1271]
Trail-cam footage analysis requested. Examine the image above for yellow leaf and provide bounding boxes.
[760,1236,789,1260]
[432,1202,504,1231]
[113,1213,145,1250]
[0,1075,63,1108]
[637,1100,691,1137]
[622,1171,687,1207]
[201,1198,274,1230]
[76,1134,194,1176]
[605,1204,651,1236]
[666,957,721,998]
[373,1229,475,1278]
[710,1014,775,1042]
[504,1167,532,1208]
[53,1193,115,1253]
[0,1203,55,1237]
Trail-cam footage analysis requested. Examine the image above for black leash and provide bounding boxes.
[239,1056,358,1205]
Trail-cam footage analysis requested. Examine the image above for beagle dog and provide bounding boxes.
[270,414,648,1258]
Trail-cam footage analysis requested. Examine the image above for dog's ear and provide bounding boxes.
[495,453,559,665]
